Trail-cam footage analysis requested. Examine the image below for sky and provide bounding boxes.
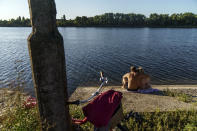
[0,0,197,20]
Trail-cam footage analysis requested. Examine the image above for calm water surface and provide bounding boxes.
[0,27,197,92]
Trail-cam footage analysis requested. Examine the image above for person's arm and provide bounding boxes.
[122,73,129,88]
[122,73,129,80]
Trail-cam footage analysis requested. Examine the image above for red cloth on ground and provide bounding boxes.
[82,90,123,127]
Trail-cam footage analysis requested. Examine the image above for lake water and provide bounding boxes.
[0,27,197,92]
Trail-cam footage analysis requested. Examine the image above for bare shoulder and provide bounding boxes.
[123,73,130,78]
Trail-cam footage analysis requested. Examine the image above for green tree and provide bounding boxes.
[63,14,66,21]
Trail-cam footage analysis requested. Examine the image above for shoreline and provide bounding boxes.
[1,84,196,96]
[0,84,196,96]
[69,85,197,112]
[0,85,197,115]
[78,84,197,89]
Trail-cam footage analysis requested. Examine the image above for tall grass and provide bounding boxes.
[70,104,197,131]
[123,110,197,131]
[1,102,196,131]
[1,106,41,131]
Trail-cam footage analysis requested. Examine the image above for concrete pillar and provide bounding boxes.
[27,0,72,130]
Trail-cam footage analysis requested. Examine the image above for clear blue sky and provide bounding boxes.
[0,0,197,20]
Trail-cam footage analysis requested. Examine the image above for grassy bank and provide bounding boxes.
[0,88,197,131]
[1,104,196,130]
[70,105,197,131]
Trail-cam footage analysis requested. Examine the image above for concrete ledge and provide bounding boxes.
[69,85,197,113]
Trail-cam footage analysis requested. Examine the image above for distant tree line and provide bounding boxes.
[0,16,30,27]
[1,13,197,27]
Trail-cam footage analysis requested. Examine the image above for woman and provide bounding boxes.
[136,67,151,90]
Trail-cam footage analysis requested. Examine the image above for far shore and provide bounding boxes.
[1,26,197,28]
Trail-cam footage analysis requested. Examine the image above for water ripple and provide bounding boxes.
[1,27,197,91]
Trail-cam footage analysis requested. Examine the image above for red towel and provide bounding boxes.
[82,90,123,127]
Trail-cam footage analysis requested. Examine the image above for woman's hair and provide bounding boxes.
[137,66,144,73]
[130,66,137,72]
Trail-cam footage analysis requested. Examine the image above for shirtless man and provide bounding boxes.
[122,66,137,89]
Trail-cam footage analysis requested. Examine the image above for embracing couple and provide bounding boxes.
[122,66,151,91]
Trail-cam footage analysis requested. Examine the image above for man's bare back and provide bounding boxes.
[122,66,138,90]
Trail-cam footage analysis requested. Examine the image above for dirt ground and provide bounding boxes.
[69,85,197,113]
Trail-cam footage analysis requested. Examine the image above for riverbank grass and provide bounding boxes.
[163,88,193,103]
[0,89,197,131]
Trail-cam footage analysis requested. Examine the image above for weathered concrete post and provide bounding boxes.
[27,0,72,130]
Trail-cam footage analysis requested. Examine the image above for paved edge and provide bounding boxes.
[78,85,197,90]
